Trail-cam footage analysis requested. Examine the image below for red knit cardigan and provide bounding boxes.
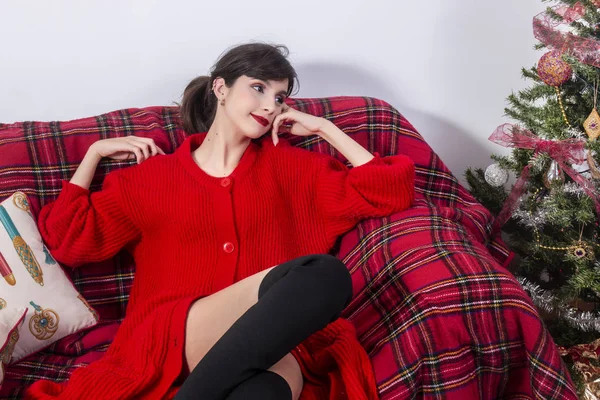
[26,133,415,399]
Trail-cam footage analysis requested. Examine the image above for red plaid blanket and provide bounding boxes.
[0,97,576,399]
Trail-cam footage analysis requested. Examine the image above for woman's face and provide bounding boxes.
[217,75,289,139]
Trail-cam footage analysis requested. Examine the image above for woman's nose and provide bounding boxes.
[262,99,277,113]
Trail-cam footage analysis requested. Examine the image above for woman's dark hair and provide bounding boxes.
[180,42,298,133]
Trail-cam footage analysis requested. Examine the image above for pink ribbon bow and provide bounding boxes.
[489,123,600,230]
[533,3,600,68]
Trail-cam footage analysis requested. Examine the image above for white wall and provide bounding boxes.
[0,1,546,184]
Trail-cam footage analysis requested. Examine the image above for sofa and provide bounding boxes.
[0,96,577,399]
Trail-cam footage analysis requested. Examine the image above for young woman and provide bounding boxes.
[26,43,415,400]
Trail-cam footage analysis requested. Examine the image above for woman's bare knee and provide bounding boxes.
[268,353,303,400]
[184,266,276,371]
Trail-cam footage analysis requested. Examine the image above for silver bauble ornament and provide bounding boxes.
[484,163,509,187]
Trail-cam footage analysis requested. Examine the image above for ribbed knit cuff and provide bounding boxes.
[59,180,91,200]
[348,154,415,207]
[359,152,385,166]
[37,180,91,253]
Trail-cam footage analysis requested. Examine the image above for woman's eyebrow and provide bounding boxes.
[255,79,287,96]
[269,84,288,97]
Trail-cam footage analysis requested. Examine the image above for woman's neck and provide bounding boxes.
[192,119,251,177]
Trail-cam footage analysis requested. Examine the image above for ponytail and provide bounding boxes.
[180,76,216,133]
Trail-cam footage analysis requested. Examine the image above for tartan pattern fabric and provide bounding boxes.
[0,97,575,399]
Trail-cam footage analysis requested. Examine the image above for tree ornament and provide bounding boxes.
[584,79,600,140]
[537,50,576,129]
[543,160,565,188]
[537,50,572,87]
[484,163,509,186]
[585,109,600,140]
[571,241,594,260]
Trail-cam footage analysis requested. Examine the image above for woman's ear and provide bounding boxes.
[213,77,227,97]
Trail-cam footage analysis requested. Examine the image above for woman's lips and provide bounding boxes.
[251,114,269,127]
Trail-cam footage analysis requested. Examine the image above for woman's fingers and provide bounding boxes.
[147,142,157,156]
[272,116,281,144]
[273,114,290,136]
[96,136,166,163]
[128,145,143,164]
[136,137,166,156]
[125,137,166,163]
[272,113,296,145]
[125,139,149,163]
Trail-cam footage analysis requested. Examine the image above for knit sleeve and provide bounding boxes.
[37,171,140,268]
[316,152,415,239]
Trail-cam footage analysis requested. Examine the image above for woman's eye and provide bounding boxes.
[253,84,284,104]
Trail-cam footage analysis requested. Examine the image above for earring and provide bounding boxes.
[220,98,225,106]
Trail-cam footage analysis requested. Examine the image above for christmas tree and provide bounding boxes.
[465,0,600,394]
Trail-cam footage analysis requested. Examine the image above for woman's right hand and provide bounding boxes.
[89,137,166,164]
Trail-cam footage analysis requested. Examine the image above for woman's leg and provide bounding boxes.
[175,254,352,400]
[225,371,292,400]
[179,264,303,398]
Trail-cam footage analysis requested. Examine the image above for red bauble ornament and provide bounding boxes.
[537,50,572,86]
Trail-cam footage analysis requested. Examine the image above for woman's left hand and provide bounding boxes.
[271,104,329,146]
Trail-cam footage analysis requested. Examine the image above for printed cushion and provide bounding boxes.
[0,191,98,363]
[0,307,27,389]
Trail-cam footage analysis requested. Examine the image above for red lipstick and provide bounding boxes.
[251,114,269,127]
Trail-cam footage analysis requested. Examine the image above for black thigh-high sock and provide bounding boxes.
[225,371,292,400]
[174,254,353,400]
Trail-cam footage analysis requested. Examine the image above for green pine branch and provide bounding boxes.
[463,168,507,215]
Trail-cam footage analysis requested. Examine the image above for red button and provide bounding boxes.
[223,242,235,253]
[221,178,231,187]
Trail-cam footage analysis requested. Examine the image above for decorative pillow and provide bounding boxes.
[0,307,27,389]
[0,191,99,363]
